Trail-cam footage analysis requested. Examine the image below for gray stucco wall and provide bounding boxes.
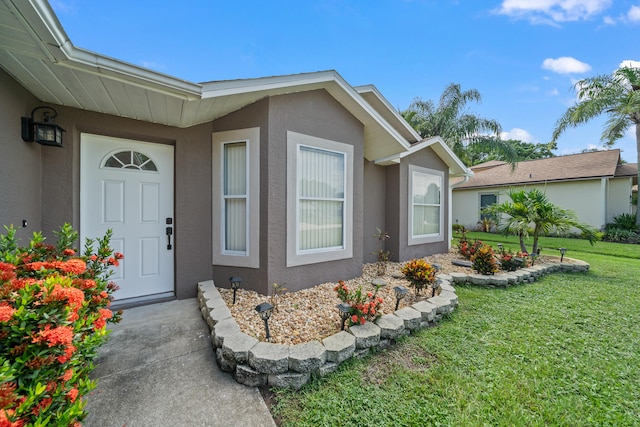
[209,98,270,294]
[266,90,365,293]
[208,90,365,294]
[386,146,450,262]
[363,160,388,264]
[0,69,43,243]
[1,69,213,299]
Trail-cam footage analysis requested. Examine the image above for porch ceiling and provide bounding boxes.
[0,0,410,160]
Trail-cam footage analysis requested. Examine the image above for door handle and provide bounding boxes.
[166,226,173,250]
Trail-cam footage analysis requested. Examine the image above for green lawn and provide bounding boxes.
[273,234,640,426]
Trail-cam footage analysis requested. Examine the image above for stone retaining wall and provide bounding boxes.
[445,258,589,288]
[198,258,589,390]
[197,279,459,390]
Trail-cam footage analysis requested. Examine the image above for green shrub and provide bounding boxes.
[605,213,638,232]
[0,224,121,426]
[602,227,640,244]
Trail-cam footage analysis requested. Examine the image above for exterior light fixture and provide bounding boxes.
[393,285,408,311]
[21,106,65,147]
[559,248,567,262]
[336,302,351,331]
[255,302,274,341]
[432,278,442,298]
[229,276,242,304]
[497,243,503,252]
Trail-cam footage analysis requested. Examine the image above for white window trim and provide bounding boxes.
[408,165,444,245]
[212,127,260,268]
[286,131,353,267]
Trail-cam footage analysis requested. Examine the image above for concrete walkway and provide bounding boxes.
[83,299,277,427]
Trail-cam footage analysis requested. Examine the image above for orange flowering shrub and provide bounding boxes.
[401,259,437,295]
[0,223,122,426]
[497,248,531,271]
[470,245,499,275]
[334,280,384,326]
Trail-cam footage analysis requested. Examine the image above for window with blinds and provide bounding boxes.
[408,165,444,245]
[297,145,345,251]
[223,142,247,253]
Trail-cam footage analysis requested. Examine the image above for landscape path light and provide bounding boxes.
[229,276,242,304]
[336,302,351,331]
[559,248,567,262]
[255,302,274,341]
[393,285,408,311]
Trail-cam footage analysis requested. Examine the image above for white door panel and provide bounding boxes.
[81,134,174,301]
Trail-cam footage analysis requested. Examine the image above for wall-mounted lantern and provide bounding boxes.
[21,106,65,147]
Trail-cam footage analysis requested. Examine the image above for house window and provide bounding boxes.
[103,150,157,171]
[223,142,247,253]
[212,128,260,268]
[480,193,498,220]
[408,165,444,245]
[287,131,353,267]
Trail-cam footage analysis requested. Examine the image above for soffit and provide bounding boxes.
[0,0,409,160]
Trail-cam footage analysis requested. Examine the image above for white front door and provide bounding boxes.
[80,134,174,302]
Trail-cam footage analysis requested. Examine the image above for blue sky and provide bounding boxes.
[50,0,639,162]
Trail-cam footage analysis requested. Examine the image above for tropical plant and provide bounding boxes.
[401,83,516,167]
[458,238,484,260]
[401,259,437,295]
[468,137,556,165]
[483,188,598,254]
[551,66,640,228]
[0,224,121,426]
[270,282,288,313]
[371,227,391,276]
[334,280,383,326]
[470,245,499,275]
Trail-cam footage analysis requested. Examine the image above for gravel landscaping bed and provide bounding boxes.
[218,248,560,345]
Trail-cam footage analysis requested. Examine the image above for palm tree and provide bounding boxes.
[551,66,640,228]
[401,83,517,167]
[483,188,598,254]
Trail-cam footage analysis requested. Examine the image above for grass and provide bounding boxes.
[272,234,640,426]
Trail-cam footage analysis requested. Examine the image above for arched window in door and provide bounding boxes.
[103,150,158,171]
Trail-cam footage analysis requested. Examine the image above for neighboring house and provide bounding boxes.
[452,150,638,231]
[0,0,471,305]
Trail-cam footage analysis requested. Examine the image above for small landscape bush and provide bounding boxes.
[471,245,499,275]
[401,259,437,295]
[334,281,383,326]
[0,224,121,426]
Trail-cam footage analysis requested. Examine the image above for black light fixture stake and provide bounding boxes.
[393,285,408,311]
[255,302,274,341]
[432,279,442,298]
[559,248,567,262]
[336,302,351,331]
[229,276,242,304]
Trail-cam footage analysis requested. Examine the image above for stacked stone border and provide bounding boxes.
[445,257,589,287]
[197,278,459,390]
[197,257,589,390]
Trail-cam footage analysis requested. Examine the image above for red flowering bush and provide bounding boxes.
[0,223,122,426]
[401,259,437,295]
[334,280,384,327]
[458,239,484,260]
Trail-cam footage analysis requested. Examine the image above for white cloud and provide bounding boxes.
[619,59,640,69]
[628,5,640,22]
[501,128,536,143]
[495,0,612,25]
[542,57,592,74]
[547,88,559,96]
[602,15,616,25]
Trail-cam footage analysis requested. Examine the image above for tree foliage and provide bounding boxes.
[551,66,640,227]
[468,137,556,165]
[401,83,516,167]
[483,188,598,254]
